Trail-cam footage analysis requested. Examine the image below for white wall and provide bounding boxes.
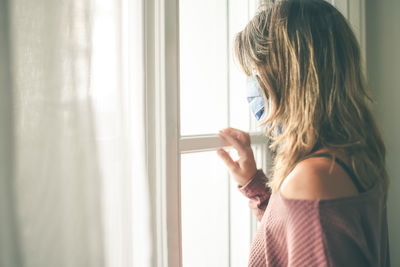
[366,1,400,265]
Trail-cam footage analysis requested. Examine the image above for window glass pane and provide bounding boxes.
[181,144,266,266]
[228,0,263,132]
[228,0,251,131]
[229,144,264,267]
[179,0,228,135]
[181,151,229,267]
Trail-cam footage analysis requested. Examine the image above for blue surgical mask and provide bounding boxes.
[246,75,282,134]
[246,75,267,121]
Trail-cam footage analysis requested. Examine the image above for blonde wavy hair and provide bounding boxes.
[234,0,389,196]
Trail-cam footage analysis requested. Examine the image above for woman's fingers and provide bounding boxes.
[221,127,251,146]
[217,148,238,171]
[218,130,248,155]
[217,128,258,186]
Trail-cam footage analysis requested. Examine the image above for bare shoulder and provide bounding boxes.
[280,156,359,200]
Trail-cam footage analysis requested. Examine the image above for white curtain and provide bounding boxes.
[0,0,153,266]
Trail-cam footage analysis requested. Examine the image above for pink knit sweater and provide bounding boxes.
[238,169,390,267]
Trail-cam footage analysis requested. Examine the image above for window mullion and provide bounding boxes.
[179,133,268,154]
[154,0,181,266]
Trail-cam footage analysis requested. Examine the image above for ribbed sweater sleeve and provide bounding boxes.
[237,169,271,222]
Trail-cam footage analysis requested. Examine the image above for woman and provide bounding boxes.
[217,0,390,266]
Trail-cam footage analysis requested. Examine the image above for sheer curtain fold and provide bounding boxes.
[0,0,21,266]
[0,0,153,266]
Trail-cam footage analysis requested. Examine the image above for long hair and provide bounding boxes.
[234,0,389,196]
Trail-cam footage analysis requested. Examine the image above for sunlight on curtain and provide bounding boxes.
[0,0,153,266]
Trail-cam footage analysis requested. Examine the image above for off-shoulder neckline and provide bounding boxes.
[278,178,381,205]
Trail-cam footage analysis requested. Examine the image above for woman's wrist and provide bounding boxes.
[239,169,261,187]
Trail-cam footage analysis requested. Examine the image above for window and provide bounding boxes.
[149,0,365,266]
[178,1,269,266]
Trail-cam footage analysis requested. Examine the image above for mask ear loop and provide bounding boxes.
[251,75,269,127]
[254,75,270,114]
[255,75,277,133]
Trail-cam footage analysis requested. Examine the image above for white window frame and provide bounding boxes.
[333,0,367,63]
[143,0,366,266]
[147,1,269,266]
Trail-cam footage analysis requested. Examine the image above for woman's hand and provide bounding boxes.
[216,127,258,186]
